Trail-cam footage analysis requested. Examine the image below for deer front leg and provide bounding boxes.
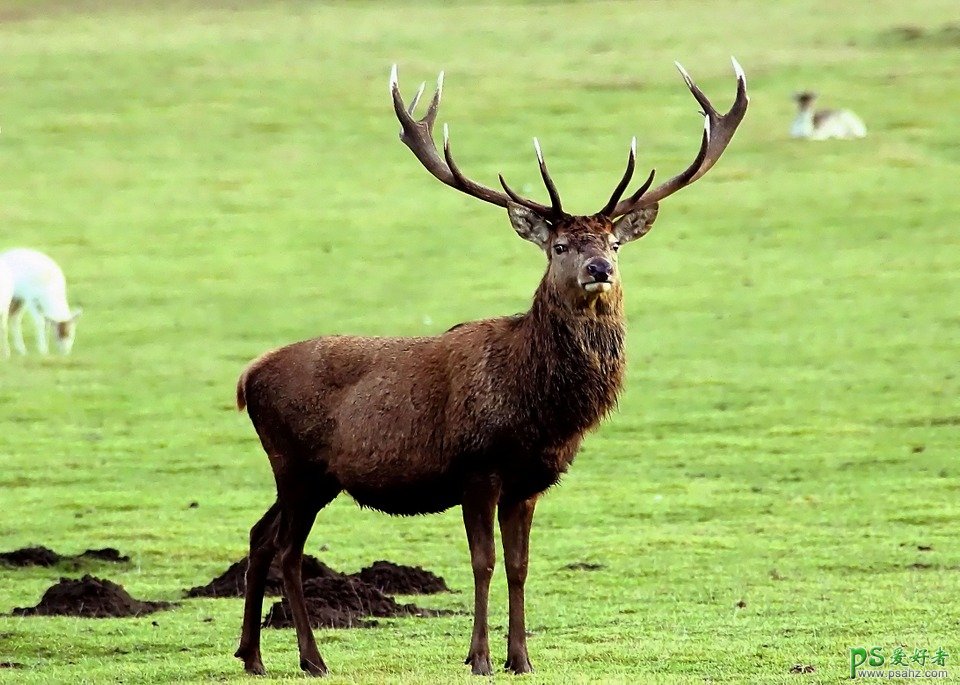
[498,495,537,674]
[462,478,499,675]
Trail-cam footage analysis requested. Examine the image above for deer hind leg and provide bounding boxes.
[461,477,499,676]
[235,500,281,675]
[498,495,538,674]
[277,472,339,676]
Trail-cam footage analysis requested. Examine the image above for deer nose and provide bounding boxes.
[586,258,613,282]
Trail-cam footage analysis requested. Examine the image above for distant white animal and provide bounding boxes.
[0,262,13,359]
[0,248,82,355]
[790,91,867,140]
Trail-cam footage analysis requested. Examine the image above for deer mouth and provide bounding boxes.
[582,281,613,294]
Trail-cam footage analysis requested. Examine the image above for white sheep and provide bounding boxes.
[791,91,867,140]
[0,248,82,355]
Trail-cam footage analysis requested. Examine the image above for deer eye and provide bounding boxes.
[553,243,568,255]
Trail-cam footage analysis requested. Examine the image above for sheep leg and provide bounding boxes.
[235,501,281,675]
[9,301,26,355]
[25,303,48,354]
[499,495,537,674]
[462,479,499,676]
[0,308,8,359]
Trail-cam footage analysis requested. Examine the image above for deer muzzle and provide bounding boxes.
[582,258,615,293]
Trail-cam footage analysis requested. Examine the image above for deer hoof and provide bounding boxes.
[465,651,493,676]
[243,662,267,676]
[235,647,267,676]
[504,653,534,674]
[300,656,328,677]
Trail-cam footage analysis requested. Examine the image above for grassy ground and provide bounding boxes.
[1,1,958,683]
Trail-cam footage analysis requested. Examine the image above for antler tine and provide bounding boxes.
[674,62,715,118]
[498,174,530,205]
[610,58,749,217]
[613,167,656,215]
[533,138,563,217]
[423,70,443,127]
[600,137,641,216]
[390,65,555,216]
[407,81,426,116]
[390,65,421,134]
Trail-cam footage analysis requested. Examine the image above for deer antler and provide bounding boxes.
[602,57,749,218]
[390,65,564,219]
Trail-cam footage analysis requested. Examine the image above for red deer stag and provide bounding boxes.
[234,59,748,677]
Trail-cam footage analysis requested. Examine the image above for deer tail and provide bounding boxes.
[236,368,249,412]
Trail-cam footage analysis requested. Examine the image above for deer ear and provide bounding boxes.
[507,202,551,248]
[613,204,659,244]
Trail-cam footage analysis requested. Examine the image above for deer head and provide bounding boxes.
[390,60,748,305]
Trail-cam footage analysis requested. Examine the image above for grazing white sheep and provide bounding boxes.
[791,91,867,140]
[0,262,13,359]
[0,248,82,355]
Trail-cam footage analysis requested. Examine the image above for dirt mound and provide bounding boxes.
[351,560,449,595]
[263,576,448,630]
[185,554,342,598]
[78,548,130,563]
[12,575,171,618]
[0,546,129,567]
[187,556,452,629]
[0,546,61,567]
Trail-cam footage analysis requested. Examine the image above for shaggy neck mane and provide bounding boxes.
[510,277,627,441]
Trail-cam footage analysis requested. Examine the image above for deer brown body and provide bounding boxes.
[234,61,747,677]
[241,274,624,515]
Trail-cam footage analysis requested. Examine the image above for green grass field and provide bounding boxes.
[1,1,958,683]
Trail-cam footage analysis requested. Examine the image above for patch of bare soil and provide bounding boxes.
[351,560,449,595]
[262,576,451,630]
[879,24,960,48]
[12,575,171,618]
[185,555,342,598]
[563,561,605,571]
[0,546,129,567]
